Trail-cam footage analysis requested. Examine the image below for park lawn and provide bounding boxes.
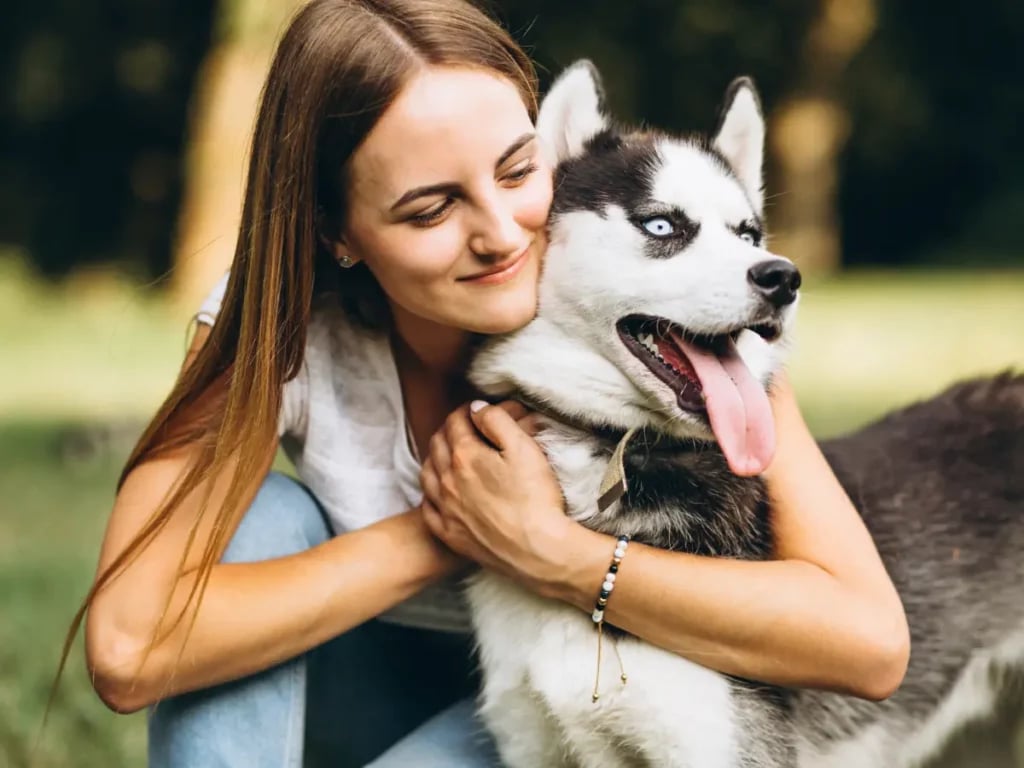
[1,261,1021,766]
[0,421,147,768]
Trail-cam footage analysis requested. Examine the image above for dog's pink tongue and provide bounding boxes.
[669,332,776,476]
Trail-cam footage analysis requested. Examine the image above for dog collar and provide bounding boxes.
[510,395,638,514]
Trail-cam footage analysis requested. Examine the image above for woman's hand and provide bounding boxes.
[418,400,572,588]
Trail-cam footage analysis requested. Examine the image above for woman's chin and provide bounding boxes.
[467,294,538,335]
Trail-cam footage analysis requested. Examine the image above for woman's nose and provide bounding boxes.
[468,199,524,261]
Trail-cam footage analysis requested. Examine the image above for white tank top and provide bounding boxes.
[197,273,471,633]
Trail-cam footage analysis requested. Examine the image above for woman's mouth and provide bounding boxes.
[459,244,532,285]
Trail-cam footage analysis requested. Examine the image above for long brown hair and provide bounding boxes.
[55,0,538,709]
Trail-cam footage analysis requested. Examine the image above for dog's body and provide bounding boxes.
[465,63,1024,767]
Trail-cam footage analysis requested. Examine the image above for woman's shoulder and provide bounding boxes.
[284,299,394,436]
[306,295,391,375]
[191,274,391,386]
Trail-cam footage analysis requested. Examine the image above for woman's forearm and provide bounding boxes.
[88,509,459,712]
[541,524,907,701]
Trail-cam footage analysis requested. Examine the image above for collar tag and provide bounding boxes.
[597,427,639,513]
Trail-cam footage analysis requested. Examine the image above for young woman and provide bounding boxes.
[78,0,910,765]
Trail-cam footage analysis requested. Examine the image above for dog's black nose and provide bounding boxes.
[747,260,802,307]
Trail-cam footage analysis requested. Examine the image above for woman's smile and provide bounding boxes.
[459,241,534,285]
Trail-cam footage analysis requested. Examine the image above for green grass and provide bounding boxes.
[0,258,187,422]
[1,258,1022,766]
[789,269,1024,436]
[0,422,147,767]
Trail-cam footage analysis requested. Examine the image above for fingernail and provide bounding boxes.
[470,400,488,413]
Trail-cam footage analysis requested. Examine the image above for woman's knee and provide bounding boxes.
[148,659,307,768]
[222,472,331,564]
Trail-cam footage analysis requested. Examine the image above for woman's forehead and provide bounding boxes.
[349,66,535,200]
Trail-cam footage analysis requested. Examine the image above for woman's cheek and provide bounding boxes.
[520,171,554,230]
[421,223,468,277]
[389,225,465,280]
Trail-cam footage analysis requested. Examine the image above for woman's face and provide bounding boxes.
[339,65,553,336]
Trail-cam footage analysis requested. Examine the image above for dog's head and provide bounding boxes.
[471,62,800,477]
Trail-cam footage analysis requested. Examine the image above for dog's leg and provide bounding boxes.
[556,714,646,768]
[557,639,748,768]
[478,683,577,768]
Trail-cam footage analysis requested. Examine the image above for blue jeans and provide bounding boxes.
[147,472,501,767]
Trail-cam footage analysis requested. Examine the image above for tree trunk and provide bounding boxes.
[170,0,301,313]
[768,0,876,277]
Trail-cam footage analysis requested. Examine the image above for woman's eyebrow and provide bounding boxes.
[494,132,536,168]
[389,132,537,212]
[389,182,459,212]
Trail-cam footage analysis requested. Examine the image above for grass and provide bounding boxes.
[1,257,1022,767]
[788,269,1024,436]
[0,422,147,768]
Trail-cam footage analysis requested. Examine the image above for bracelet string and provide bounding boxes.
[592,534,630,703]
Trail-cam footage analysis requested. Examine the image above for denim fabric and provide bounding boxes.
[146,472,500,767]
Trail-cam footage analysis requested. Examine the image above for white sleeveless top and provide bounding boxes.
[197,274,472,633]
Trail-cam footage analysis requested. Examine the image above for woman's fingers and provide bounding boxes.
[427,426,453,473]
[419,457,442,506]
[420,497,445,538]
[467,400,534,453]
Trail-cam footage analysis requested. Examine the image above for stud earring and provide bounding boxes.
[337,255,354,269]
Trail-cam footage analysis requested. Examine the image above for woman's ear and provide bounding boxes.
[317,210,358,268]
[329,241,357,269]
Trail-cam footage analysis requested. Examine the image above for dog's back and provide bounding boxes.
[794,372,1024,766]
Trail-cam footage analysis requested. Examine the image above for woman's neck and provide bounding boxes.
[388,304,480,459]
[389,302,476,388]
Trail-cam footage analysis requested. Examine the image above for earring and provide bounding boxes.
[337,255,354,269]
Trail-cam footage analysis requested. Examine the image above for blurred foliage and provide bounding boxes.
[0,0,215,279]
[3,0,1022,281]
[838,1,1024,265]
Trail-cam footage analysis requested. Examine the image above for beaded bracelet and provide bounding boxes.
[592,534,629,623]
[591,534,630,702]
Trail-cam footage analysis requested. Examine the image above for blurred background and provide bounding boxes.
[1,0,1022,765]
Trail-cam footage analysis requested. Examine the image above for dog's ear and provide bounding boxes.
[712,77,765,213]
[536,60,610,165]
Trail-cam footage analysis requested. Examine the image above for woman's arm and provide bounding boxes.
[86,328,461,714]
[420,381,910,701]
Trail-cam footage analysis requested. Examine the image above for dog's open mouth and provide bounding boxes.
[616,314,780,476]
[617,315,781,411]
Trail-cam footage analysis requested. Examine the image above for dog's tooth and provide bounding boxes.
[639,335,660,356]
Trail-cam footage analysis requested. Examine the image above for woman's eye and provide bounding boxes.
[410,199,453,226]
[641,217,675,237]
[504,161,538,183]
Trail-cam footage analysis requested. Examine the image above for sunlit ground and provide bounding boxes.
[1,257,1022,766]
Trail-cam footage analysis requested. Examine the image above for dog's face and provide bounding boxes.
[472,62,800,476]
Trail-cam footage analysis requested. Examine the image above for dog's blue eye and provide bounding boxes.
[737,226,762,246]
[642,217,674,237]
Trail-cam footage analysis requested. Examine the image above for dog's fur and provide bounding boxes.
[465,62,1024,767]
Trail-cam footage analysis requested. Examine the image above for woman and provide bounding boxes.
[77,0,910,765]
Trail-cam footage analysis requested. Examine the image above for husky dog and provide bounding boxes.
[465,61,1024,768]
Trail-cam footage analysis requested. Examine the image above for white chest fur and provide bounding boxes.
[465,424,740,768]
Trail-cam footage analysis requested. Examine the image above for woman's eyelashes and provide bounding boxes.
[502,160,538,184]
[410,198,454,226]
[406,159,539,228]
